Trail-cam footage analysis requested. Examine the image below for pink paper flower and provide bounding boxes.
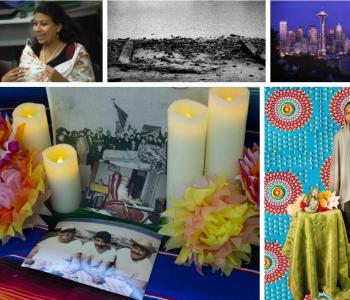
[0,169,22,209]
[239,144,260,207]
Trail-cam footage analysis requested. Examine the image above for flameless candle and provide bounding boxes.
[167,99,208,202]
[12,103,51,154]
[42,144,81,213]
[205,87,250,179]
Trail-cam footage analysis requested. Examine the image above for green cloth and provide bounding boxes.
[283,210,350,300]
[51,207,164,233]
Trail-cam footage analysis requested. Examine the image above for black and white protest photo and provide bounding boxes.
[108,0,265,82]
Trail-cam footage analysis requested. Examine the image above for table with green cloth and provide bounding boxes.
[283,209,350,300]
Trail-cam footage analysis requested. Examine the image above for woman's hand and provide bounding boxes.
[44,65,68,82]
[1,67,27,82]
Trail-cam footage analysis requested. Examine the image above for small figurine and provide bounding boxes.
[304,187,319,213]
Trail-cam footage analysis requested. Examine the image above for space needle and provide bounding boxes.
[318,11,328,56]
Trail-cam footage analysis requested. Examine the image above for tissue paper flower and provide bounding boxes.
[318,190,332,208]
[0,116,47,243]
[286,194,304,217]
[0,116,12,146]
[239,144,259,207]
[159,176,259,276]
[327,191,339,209]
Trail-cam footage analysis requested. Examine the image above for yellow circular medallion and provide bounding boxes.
[281,103,295,116]
[272,186,285,199]
[265,256,271,269]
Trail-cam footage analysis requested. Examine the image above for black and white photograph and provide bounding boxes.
[108,0,266,82]
[81,161,166,224]
[22,219,162,300]
[47,87,175,186]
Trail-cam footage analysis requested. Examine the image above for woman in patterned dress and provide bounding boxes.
[1,2,95,82]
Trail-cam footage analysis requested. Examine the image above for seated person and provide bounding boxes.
[106,174,142,212]
[23,227,81,274]
[1,2,95,82]
[114,238,156,291]
[79,231,115,284]
[118,176,142,205]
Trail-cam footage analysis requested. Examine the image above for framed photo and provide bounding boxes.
[81,161,166,225]
[22,218,162,300]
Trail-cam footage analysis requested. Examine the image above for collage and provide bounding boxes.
[0,1,349,300]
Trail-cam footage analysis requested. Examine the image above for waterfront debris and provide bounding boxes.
[108,36,265,81]
[240,38,265,65]
[118,40,134,64]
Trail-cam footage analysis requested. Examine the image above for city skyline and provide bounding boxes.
[276,19,347,36]
[272,1,350,34]
[277,13,350,57]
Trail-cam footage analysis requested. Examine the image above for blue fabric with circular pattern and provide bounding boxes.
[264,87,346,300]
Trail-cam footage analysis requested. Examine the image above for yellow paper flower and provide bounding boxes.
[159,176,259,276]
[318,190,332,208]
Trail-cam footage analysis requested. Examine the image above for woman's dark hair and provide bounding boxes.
[34,2,79,43]
[344,101,350,112]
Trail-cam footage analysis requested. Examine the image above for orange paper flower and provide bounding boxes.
[0,117,47,242]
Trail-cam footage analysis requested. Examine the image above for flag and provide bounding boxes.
[113,102,128,131]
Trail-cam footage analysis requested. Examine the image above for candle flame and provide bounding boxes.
[27,114,33,118]
[226,96,233,102]
[57,157,64,163]
[186,112,192,118]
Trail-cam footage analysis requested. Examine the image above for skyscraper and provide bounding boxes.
[308,25,318,55]
[336,23,343,41]
[296,27,304,42]
[327,28,336,53]
[309,25,318,44]
[318,11,328,56]
[279,21,288,41]
[328,28,335,41]
[345,38,350,54]
[336,23,344,53]
[288,30,296,43]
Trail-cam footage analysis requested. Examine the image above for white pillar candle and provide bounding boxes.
[12,103,51,154]
[42,144,81,213]
[205,87,250,179]
[167,99,208,202]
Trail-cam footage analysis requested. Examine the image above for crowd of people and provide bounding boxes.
[56,125,167,173]
[24,227,157,299]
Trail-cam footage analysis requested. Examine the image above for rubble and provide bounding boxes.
[108,35,265,81]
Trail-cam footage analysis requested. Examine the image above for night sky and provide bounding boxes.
[271,1,350,34]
